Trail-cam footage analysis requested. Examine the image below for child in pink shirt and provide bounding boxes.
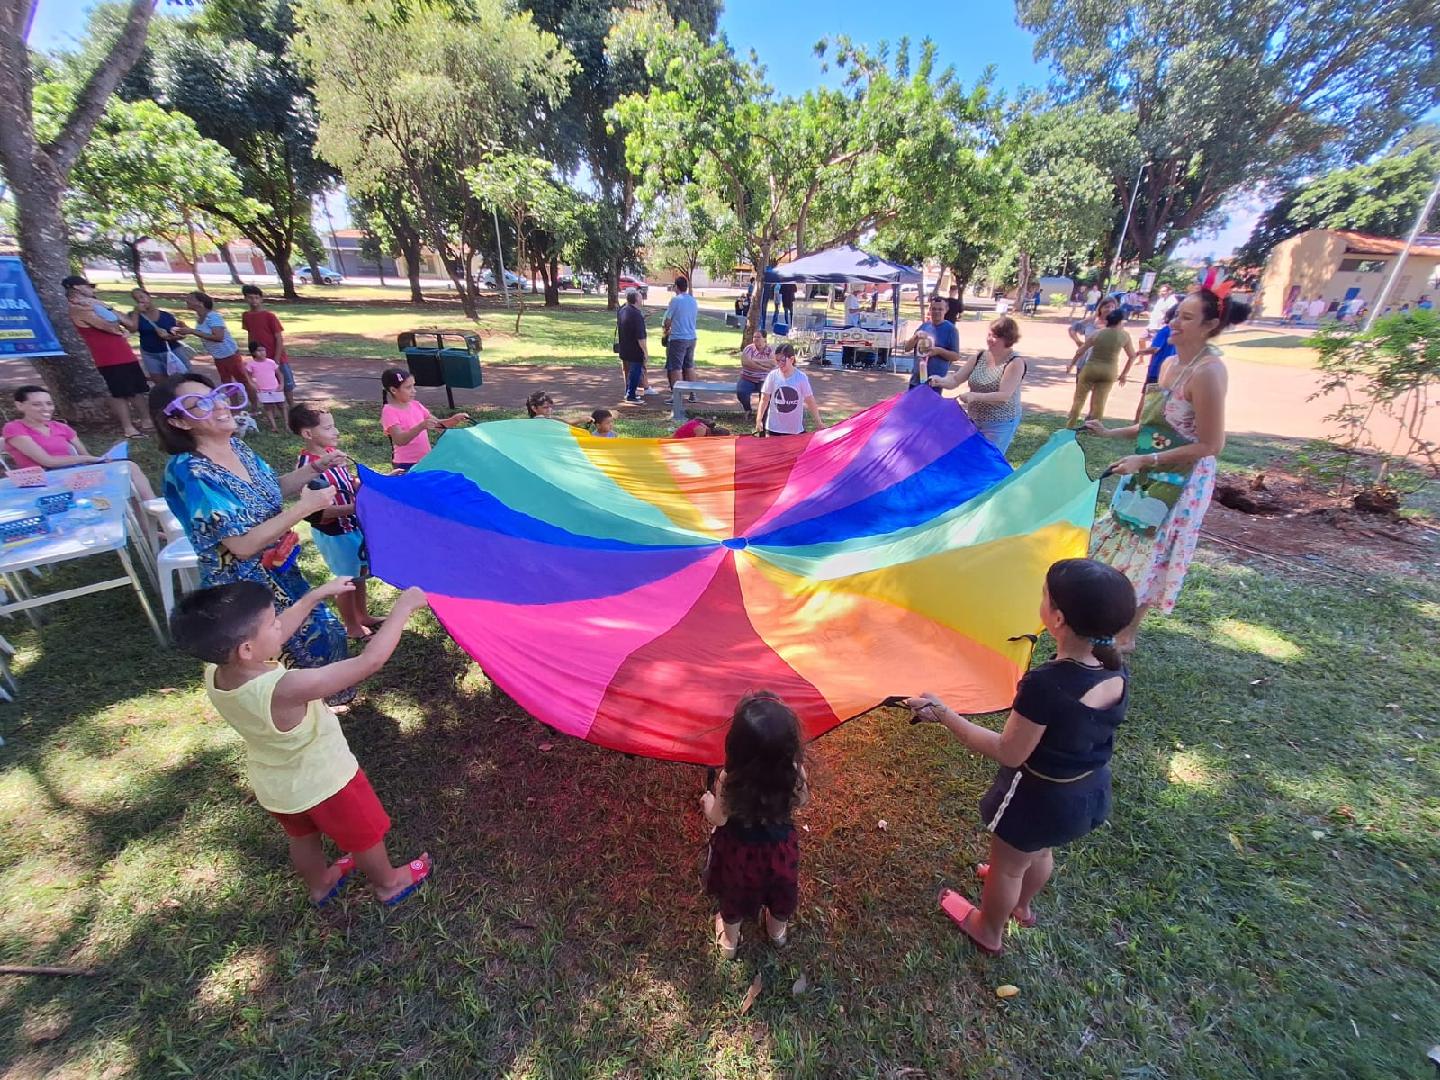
[244,344,286,432]
[379,367,469,473]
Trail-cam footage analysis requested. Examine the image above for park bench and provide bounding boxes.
[670,380,738,423]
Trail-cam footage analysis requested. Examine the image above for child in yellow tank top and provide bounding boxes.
[171,577,434,908]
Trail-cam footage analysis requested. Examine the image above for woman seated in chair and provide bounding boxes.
[4,384,156,499]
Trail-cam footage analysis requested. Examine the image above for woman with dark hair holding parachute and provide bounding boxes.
[1084,288,1250,652]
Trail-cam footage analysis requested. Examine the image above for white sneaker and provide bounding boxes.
[644,387,662,396]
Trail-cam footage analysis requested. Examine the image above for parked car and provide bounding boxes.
[557,271,597,292]
[617,274,648,299]
[295,264,344,285]
[480,268,525,289]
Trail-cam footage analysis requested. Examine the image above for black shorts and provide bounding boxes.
[98,362,149,398]
[979,765,1111,852]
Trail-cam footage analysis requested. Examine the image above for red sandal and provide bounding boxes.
[312,853,357,909]
[939,889,1004,956]
[381,854,432,908]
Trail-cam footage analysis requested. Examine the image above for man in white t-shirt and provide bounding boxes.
[1141,284,1178,348]
[756,343,823,436]
[844,289,862,326]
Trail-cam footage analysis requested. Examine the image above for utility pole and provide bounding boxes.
[1364,167,1440,330]
[1106,161,1150,294]
[321,189,344,277]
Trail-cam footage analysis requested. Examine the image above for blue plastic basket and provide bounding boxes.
[0,509,48,545]
[36,491,74,516]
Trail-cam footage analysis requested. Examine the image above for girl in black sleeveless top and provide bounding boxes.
[905,558,1137,956]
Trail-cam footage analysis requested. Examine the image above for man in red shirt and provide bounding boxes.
[241,285,294,408]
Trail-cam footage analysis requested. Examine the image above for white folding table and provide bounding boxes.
[0,463,165,646]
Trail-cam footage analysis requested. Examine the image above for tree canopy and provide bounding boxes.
[615,27,981,335]
[294,0,572,318]
[132,0,333,298]
[523,0,720,307]
[1238,147,1440,266]
[67,97,254,289]
[1019,0,1440,269]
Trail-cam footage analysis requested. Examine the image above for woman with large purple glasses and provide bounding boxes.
[150,374,353,696]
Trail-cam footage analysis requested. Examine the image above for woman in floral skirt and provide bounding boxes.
[1084,288,1250,652]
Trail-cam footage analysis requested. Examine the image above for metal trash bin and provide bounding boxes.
[439,346,482,391]
[397,330,482,407]
[402,346,445,387]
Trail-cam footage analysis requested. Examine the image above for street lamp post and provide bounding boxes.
[1363,166,1440,330]
[1108,160,1151,293]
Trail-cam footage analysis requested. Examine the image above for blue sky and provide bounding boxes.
[27,0,1255,256]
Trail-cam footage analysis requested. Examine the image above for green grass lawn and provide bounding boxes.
[2,410,1437,1078]
[97,285,744,369]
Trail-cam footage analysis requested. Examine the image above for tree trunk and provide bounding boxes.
[218,241,244,285]
[0,0,153,421]
[542,255,559,307]
[180,215,206,290]
[606,252,621,311]
[400,240,423,303]
[1015,251,1033,315]
[743,242,772,343]
[122,239,146,290]
[274,259,299,301]
[299,230,326,282]
[12,173,111,421]
[512,237,528,334]
[947,264,967,320]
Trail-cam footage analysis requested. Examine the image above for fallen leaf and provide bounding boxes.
[538,742,554,753]
[995,984,1020,999]
[791,973,808,996]
[740,972,762,1014]
[877,819,888,832]
[1228,832,1245,854]
[157,687,177,694]
[1311,829,1326,840]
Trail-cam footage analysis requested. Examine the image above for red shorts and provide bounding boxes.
[268,769,391,853]
[214,354,247,385]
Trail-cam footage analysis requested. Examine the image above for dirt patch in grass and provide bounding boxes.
[1201,468,1439,579]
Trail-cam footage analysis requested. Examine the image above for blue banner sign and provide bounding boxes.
[0,256,65,358]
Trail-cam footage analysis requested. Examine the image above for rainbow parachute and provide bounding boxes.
[357,390,1098,764]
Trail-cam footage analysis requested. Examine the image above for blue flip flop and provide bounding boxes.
[312,854,357,909]
[381,857,432,908]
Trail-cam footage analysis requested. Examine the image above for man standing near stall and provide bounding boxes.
[902,294,962,387]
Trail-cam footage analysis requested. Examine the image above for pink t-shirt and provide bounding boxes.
[3,419,80,469]
[381,398,434,465]
[245,357,281,392]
